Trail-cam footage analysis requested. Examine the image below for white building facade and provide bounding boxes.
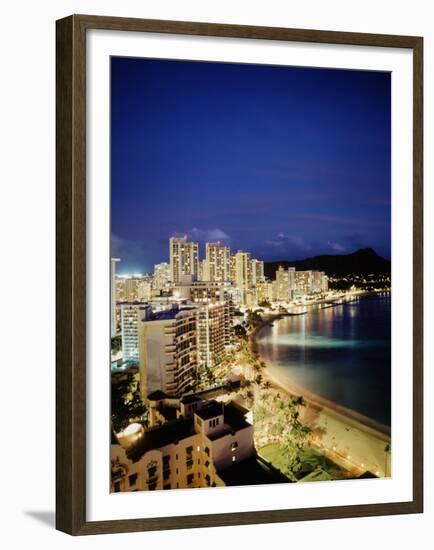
[139,307,198,398]
[111,398,255,492]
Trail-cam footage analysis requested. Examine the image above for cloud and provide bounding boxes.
[111,234,146,265]
[173,227,231,244]
[327,241,346,252]
[265,233,312,252]
[264,234,347,256]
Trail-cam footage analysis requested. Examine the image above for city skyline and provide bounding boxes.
[110,55,392,494]
[111,58,391,274]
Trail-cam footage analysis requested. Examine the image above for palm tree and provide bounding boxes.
[245,390,254,408]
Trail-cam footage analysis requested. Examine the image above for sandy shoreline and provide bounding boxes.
[249,306,391,475]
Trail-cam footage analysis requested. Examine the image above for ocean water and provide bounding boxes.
[256,295,391,426]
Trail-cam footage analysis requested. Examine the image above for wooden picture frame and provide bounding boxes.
[56,14,423,535]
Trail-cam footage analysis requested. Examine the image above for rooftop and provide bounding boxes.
[194,401,251,439]
[150,309,180,321]
[147,307,197,322]
[117,301,149,306]
[195,383,237,401]
[218,455,291,486]
[206,403,251,440]
[180,394,202,405]
[147,390,169,401]
[124,418,196,463]
[195,401,223,420]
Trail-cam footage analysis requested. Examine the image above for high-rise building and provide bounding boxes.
[234,251,252,290]
[251,259,265,286]
[322,274,329,293]
[257,281,276,304]
[169,236,199,283]
[196,302,232,369]
[120,302,151,362]
[276,266,296,302]
[199,259,207,282]
[234,251,254,306]
[139,307,198,398]
[204,242,231,282]
[229,255,236,285]
[111,258,120,337]
[153,262,171,291]
[295,271,314,296]
[308,271,328,293]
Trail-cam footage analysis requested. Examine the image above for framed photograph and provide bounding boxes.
[56,15,423,535]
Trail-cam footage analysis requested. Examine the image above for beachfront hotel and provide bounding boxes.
[251,258,266,286]
[111,393,288,492]
[196,302,232,369]
[276,266,296,302]
[137,301,233,396]
[234,250,252,289]
[138,306,198,399]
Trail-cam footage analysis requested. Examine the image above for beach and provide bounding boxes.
[250,305,392,478]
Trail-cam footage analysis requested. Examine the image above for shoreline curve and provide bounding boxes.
[250,311,391,441]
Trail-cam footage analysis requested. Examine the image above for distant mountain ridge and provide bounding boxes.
[264,248,390,279]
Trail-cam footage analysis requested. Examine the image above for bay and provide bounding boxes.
[256,294,391,426]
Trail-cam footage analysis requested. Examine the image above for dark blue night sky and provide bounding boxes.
[111,57,391,275]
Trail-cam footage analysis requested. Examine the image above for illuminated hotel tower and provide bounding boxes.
[251,259,265,286]
[169,236,199,283]
[111,258,120,337]
[139,307,198,397]
[234,251,252,289]
[276,266,295,302]
[204,242,230,282]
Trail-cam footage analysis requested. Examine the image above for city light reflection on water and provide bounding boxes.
[257,295,391,425]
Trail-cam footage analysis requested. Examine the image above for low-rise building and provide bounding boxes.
[111,395,289,492]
